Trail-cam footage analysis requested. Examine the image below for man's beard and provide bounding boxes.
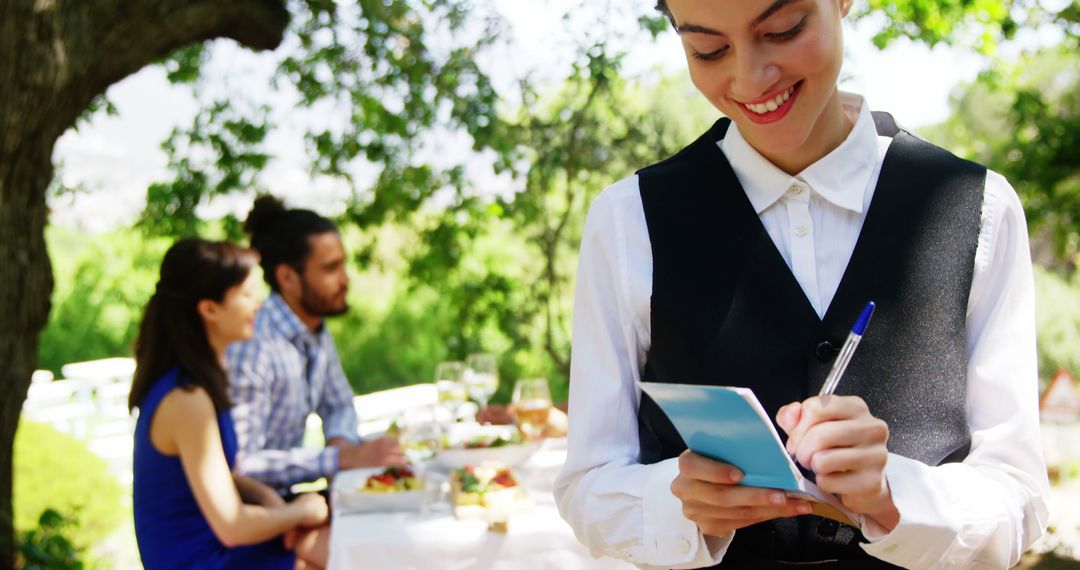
[299,281,349,318]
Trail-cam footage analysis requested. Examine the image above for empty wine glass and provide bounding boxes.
[434,361,467,423]
[464,353,499,411]
[511,378,552,440]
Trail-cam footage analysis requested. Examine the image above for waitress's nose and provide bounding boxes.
[731,48,782,101]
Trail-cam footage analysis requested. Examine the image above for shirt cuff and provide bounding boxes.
[860,454,976,568]
[319,446,340,478]
[628,458,733,569]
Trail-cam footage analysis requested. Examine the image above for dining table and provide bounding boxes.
[327,436,637,570]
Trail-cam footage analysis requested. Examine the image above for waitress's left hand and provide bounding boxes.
[776,396,899,530]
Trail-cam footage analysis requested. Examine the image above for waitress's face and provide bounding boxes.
[667,0,851,157]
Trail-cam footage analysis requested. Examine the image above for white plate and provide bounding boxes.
[435,440,541,469]
[334,467,429,512]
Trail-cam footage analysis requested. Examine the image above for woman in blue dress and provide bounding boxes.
[129,238,330,569]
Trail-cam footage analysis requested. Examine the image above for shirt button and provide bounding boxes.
[883,544,899,554]
[816,341,839,362]
[789,184,803,195]
[794,224,809,237]
[678,537,692,554]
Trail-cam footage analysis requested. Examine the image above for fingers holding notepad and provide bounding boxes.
[671,450,813,537]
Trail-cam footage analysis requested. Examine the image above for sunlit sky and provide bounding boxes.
[49,1,1001,233]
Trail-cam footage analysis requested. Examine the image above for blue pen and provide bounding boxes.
[818,301,876,397]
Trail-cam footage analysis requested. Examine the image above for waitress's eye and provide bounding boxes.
[691,45,729,61]
[766,16,807,41]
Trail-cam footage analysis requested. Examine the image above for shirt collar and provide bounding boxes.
[265,292,315,344]
[720,92,880,214]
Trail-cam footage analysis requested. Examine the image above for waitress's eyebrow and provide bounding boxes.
[675,0,798,35]
[676,22,724,36]
[751,0,798,28]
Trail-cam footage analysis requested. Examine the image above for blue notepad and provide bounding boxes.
[640,382,800,490]
[640,382,858,525]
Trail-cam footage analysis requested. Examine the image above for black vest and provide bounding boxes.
[636,113,986,568]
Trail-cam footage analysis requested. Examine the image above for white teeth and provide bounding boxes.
[744,84,797,115]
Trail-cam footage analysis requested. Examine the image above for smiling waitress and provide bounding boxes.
[554,0,1049,568]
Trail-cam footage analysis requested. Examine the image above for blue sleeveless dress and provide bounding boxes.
[133,367,295,570]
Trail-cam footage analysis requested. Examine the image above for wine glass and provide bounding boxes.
[511,378,553,440]
[464,353,499,411]
[434,361,467,423]
[400,416,443,465]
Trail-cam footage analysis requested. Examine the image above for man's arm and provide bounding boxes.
[227,339,339,488]
[315,338,360,444]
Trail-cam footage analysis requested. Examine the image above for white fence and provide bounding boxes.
[22,358,137,486]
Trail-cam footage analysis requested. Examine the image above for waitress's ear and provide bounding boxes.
[839,0,854,18]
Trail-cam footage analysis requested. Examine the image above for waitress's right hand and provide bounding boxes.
[292,493,330,527]
[671,450,813,537]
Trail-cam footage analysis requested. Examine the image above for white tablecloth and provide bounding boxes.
[328,440,635,570]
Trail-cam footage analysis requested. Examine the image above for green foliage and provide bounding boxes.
[146,0,507,243]
[850,1,1078,54]
[38,227,168,375]
[919,46,1080,262]
[854,0,1016,53]
[13,421,125,553]
[855,1,1079,264]
[1034,266,1080,381]
[17,509,84,570]
[159,43,209,84]
[328,219,570,403]
[141,100,272,239]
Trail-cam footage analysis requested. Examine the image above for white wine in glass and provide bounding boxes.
[401,418,442,464]
[464,353,499,410]
[511,378,552,440]
[435,361,467,423]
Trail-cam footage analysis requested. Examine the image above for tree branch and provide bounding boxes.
[6,0,290,143]
[81,0,290,88]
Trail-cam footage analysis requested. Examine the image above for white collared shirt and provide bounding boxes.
[554,94,1050,569]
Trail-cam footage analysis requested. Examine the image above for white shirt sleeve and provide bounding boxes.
[859,170,1051,568]
[555,178,732,569]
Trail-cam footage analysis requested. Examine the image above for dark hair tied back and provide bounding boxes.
[243,194,338,292]
[244,195,288,238]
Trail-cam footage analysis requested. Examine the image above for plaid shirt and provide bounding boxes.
[226,292,359,490]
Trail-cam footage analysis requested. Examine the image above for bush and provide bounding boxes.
[17,509,84,570]
[13,420,125,552]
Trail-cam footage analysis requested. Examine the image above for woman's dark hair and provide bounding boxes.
[128,238,259,412]
[243,195,338,292]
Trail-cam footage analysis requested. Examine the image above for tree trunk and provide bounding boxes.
[0,134,55,570]
[0,1,288,565]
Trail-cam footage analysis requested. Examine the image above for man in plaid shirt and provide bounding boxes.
[227,195,404,494]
